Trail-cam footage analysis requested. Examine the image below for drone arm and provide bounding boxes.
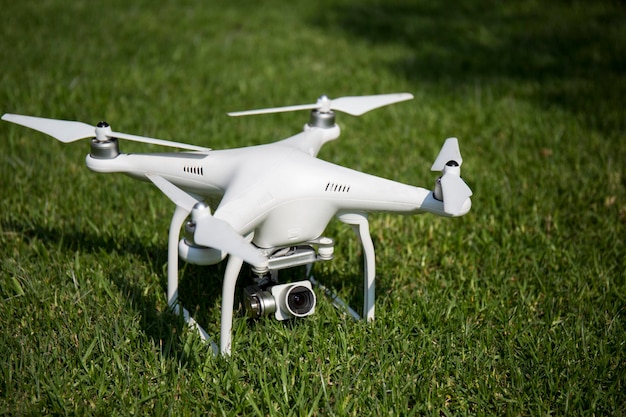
[337,212,376,321]
[275,124,341,157]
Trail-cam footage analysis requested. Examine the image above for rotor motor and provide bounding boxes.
[89,121,120,159]
[308,95,336,129]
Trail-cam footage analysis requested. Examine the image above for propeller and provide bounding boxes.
[145,173,268,269]
[1,114,210,152]
[228,93,413,117]
[431,138,473,215]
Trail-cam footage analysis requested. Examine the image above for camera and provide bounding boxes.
[244,280,316,321]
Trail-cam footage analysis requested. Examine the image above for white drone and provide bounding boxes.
[2,93,472,355]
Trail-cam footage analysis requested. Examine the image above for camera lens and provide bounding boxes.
[285,285,315,316]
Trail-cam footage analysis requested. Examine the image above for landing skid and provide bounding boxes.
[166,208,376,355]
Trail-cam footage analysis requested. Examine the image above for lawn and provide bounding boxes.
[1,0,624,415]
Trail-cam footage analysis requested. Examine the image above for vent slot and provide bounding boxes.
[183,166,204,176]
[324,181,350,193]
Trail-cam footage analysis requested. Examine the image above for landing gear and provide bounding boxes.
[167,208,377,355]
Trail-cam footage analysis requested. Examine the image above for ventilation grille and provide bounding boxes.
[183,165,204,176]
[325,181,351,193]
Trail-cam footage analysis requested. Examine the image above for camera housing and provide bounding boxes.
[244,280,316,321]
[272,281,316,320]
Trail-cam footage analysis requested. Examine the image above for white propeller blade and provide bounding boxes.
[431,138,472,215]
[431,137,463,171]
[330,93,414,116]
[145,173,268,268]
[2,114,210,152]
[228,103,319,116]
[440,171,473,215]
[228,93,413,117]
[2,114,95,143]
[106,131,209,151]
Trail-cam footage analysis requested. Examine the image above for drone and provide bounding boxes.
[2,93,472,355]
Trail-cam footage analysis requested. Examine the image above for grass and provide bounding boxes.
[1,0,624,415]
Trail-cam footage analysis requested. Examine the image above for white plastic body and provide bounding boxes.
[85,125,470,252]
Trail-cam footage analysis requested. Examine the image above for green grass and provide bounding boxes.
[1,0,624,415]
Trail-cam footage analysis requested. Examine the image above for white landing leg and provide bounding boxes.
[220,255,244,355]
[337,212,376,321]
[167,206,189,308]
[167,206,218,355]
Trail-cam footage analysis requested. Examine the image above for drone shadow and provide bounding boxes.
[2,220,226,362]
[3,219,386,360]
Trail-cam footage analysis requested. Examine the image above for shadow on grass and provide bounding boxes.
[2,219,227,364]
[3,219,384,360]
[312,0,625,134]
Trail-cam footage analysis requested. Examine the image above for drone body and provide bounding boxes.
[2,93,472,355]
